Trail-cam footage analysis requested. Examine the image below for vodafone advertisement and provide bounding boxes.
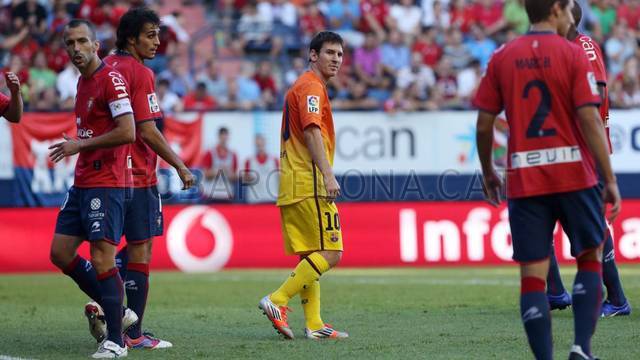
[1,201,639,273]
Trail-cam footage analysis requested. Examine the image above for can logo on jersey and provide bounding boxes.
[90,198,101,211]
[587,72,599,96]
[307,95,320,114]
[148,93,160,113]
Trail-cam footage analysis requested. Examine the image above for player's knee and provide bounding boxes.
[321,251,342,268]
[127,241,152,263]
[577,248,602,263]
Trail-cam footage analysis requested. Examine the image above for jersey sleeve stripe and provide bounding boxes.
[575,102,601,110]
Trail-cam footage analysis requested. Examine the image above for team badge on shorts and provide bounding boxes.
[330,233,339,243]
[90,198,101,210]
[307,95,320,114]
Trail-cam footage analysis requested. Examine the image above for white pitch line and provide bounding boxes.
[0,355,37,360]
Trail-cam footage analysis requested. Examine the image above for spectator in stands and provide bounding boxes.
[449,0,474,33]
[466,24,497,69]
[381,30,411,78]
[617,0,640,30]
[422,0,451,30]
[326,0,364,48]
[11,0,47,41]
[432,56,462,109]
[359,0,391,39]
[56,62,80,111]
[253,60,278,110]
[197,59,228,101]
[49,1,71,34]
[31,87,59,111]
[272,0,297,28]
[11,31,38,65]
[44,33,69,73]
[156,78,183,115]
[354,32,387,89]
[591,0,617,36]
[471,0,506,37]
[396,52,436,102]
[443,28,472,70]
[242,134,279,204]
[333,81,379,110]
[220,74,262,110]
[0,26,29,68]
[503,0,529,34]
[412,26,443,67]
[384,88,417,112]
[456,58,482,108]
[605,23,637,76]
[217,0,243,32]
[611,56,640,108]
[389,0,423,38]
[202,127,239,201]
[28,51,56,104]
[183,81,217,111]
[237,2,283,56]
[285,57,306,87]
[158,56,195,97]
[299,2,327,43]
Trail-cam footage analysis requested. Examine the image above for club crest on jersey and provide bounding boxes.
[148,93,160,113]
[87,97,95,111]
[307,95,320,114]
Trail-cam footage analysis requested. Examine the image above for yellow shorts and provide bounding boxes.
[279,197,343,255]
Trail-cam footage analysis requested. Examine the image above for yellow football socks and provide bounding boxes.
[301,279,324,331]
[270,252,330,306]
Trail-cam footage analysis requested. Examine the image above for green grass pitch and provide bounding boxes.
[0,267,638,359]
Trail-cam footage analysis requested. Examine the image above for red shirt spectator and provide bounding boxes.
[450,0,475,33]
[359,0,390,33]
[472,0,503,29]
[253,61,277,94]
[299,4,326,37]
[412,38,442,67]
[44,40,69,73]
[617,2,640,30]
[11,37,38,65]
[183,83,217,111]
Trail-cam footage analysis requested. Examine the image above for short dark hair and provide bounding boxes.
[115,7,160,50]
[525,0,570,24]
[65,18,97,41]
[572,0,583,27]
[309,31,344,56]
[219,127,229,135]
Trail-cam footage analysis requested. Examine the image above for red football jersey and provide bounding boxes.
[573,34,612,152]
[0,92,8,115]
[74,63,133,188]
[104,52,163,187]
[473,32,601,199]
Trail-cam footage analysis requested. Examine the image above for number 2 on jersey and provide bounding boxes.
[523,80,556,138]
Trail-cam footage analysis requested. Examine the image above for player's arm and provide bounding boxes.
[49,113,135,162]
[138,120,195,189]
[3,72,23,123]
[576,105,620,222]
[476,110,503,206]
[304,126,340,201]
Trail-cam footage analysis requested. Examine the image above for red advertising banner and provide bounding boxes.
[11,112,76,168]
[160,115,203,168]
[1,202,639,273]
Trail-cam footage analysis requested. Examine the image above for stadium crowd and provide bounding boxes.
[2,0,640,112]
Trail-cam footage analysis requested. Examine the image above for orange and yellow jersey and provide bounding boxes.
[277,71,335,206]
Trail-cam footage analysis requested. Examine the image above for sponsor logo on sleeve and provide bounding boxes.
[148,93,160,113]
[307,95,320,114]
[587,72,599,96]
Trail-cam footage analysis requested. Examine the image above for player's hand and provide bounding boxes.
[49,133,81,162]
[4,72,21,94]
[177,166,195,190]
[602,181,621,223]
[324,174,341,202]
[482,168,503,207]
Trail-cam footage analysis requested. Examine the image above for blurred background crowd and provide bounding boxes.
[2,0,640,113]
